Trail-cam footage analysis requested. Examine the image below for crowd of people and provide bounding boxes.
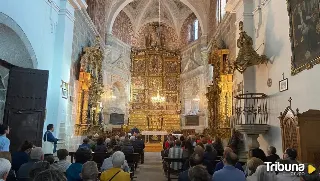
[0,124,145,181]
[161,134,320,181]
[1,122,320,181]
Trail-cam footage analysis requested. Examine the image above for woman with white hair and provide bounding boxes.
[100,151,130,181]
[0,158,11,181]
[246,165,276,181]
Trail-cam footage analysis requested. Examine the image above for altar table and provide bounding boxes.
[141,131,167,143]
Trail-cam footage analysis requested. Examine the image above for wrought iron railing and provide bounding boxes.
[233,93,268,125]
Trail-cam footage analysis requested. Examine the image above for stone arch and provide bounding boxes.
[107,0,206,35]
[0,12,37,68]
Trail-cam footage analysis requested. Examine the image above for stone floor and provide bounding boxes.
[134,152,167,181]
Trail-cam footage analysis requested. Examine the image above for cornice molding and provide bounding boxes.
[45,0,60,13]
[77,9,100,37]
[68,0,87,10]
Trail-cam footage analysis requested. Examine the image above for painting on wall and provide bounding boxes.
[61,80,68,99]
[287,0,320,75]
[279,78,288,92]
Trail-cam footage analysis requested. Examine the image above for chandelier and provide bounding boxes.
[151,89,165,103]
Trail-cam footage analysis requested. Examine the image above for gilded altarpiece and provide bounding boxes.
[129,47,181,132]
[206,43,233,139]
[75,38,104,135]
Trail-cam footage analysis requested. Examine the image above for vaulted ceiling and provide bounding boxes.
[104,0,212,36]
[122,0,193,35]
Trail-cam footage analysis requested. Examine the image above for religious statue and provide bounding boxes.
[234,21,269,73]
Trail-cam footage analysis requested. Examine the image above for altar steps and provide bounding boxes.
[145,143,163,152]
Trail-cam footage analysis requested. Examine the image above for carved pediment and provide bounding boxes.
[234,21,269,73]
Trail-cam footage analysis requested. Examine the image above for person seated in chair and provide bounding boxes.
[131,135,145,164]
[51,149,71,173]
[100,151,130,181]
[178,153,204,181]
[168,140,183,171]
[121,138,134,155]
[101,146,129,172]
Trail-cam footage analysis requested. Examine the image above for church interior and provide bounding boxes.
[1,0,320,180]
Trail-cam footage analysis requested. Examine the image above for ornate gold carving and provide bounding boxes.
[75,37,104,135]
[206,43,233,139]
[130,46,181,131]
[234,21,269,73]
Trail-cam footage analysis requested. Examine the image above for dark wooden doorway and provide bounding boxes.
[2,61,49,152]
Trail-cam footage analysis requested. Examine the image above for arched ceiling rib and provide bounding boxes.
[105,0,210,36]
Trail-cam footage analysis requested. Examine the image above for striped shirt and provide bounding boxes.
[168,146,183,170]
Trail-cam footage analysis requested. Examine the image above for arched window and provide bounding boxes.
[216,0,227,24]
[194,19,199,40]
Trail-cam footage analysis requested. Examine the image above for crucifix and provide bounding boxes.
[288,97,292,107]
[282,73,285,80]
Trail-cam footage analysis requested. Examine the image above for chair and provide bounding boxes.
[125,153,140,176]
[163,157,185,181]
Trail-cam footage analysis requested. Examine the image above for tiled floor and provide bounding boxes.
[134,152,167,181]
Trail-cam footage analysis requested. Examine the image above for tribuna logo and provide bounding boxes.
[265,162,305,172]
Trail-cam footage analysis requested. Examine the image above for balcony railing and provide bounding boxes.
[233,93,268,125]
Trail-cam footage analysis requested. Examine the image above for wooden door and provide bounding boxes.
[3,67,49,152]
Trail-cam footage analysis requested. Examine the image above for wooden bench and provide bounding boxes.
[163,157,185,181]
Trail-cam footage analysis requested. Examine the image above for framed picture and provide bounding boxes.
[287,1,320,75]
[61,80,68,99]
[279,78,288,92]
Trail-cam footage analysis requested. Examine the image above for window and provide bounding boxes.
[216,0,227,24]
[194,20,199,40]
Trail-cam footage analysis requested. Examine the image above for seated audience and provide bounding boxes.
[247,165,276,181]
[196,142,205,150]
[168,139,184,171]
[162,141,174,158]
[105,138,111,146]
[284,148,299,164]
[29,161,51,180]
[178,153,204,181]
[51,149,71,173]
[132,135,145,164]
[94,137,108,153]
[183,145,204,171]
[180,136,185,148]
[276,159,300,181]
[188,165,211,181]
[101,146,129,172]
[44,155,55,164]
[0,158,11,181]
[121,138,134,155]
[66,148,92,181]
[79,138,91,150]
[249,148,267,162]
[100,151,130,181]
[204,144,217,163]
[266,146,280,164]
[81,161,99,181]
[11,141,33,172]
[33,169,67,181]
[182,140,194,159]
[17,147,44,181]
[212,137,223,157]
[245,157,264,178]
[0,152,16,181]
[214,147,244,172]
[212,152,245,181]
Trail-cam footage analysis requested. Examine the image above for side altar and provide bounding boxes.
[128,23,181,133]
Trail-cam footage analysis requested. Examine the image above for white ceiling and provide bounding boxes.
[104,0,212,35]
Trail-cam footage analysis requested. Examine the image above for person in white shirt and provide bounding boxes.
[0,158,11,181]
[101,146,129,172]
